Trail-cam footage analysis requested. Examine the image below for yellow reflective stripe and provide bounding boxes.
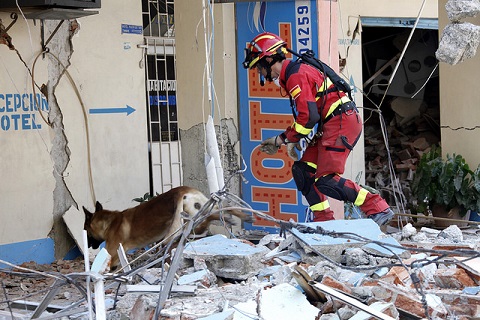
[311,200,330,211]
[354,188,369,206]
[325,96,351,118]
[293,122,312,135]
[266,40,286,53]
[249,57,260,68]
[316,78,334,96]
[305,162,317,169]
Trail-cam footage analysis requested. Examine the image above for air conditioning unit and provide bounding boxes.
[0,0,101,9]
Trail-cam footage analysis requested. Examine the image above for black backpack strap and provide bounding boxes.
[284,61,302,120]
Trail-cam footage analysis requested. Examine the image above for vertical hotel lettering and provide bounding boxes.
[238,1,315,230]
[246,23,300,227]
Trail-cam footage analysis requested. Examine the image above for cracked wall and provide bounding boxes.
[0,0,149,264]
[45,20,77,259]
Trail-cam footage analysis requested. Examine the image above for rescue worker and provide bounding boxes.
[243,32,394,226]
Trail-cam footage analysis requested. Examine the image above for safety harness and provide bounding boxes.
[283,49,356,131]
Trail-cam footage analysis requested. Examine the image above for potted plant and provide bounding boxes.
[411,146,479,226]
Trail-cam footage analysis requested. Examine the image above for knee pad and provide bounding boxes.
[315,174,348,201]
[292,161,316,195]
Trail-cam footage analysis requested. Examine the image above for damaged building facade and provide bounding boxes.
[2,0,480,317]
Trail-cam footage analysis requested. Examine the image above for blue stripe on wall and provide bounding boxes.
[0,238,82,269]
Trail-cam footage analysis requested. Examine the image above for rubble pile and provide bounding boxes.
[364,95,440,208]
[2,220,480,319]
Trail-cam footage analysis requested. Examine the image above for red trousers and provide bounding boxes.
[300,110,390,221]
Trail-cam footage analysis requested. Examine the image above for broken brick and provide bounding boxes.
[434,268,476,289]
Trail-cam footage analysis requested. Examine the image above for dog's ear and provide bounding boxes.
[95,201,103,212]
[83,206,92,217]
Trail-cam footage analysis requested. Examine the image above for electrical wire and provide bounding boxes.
[4,14,97,205]
[337,0,409,221]
[377,0,427,110]
[30,47,97,205]
[3,186,477,319]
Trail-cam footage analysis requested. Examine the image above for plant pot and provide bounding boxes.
[431,204,470,228]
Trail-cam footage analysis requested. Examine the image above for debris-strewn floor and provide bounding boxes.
[2,218,480,320]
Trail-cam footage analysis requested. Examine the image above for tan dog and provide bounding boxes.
[83,186,250,268]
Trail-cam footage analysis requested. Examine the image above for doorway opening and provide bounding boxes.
[361,25,440,211]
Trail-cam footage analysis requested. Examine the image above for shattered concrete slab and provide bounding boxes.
[287,219,409,264]
[7,222,480,319]
[182,234,269,280]
[115,278,266,319]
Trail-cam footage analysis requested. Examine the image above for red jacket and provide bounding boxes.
[279,60,351,143]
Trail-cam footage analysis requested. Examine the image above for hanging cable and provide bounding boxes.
[377,0,427,110]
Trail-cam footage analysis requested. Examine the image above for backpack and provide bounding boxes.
[286,48,353,101]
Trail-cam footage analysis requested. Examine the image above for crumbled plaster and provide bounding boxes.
[44,20,78,259]
[180,118,241,196]
[0,19,14,49]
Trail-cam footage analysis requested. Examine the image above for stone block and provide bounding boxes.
[183,234,269,280]
[380,266,412,287]
[365,280,448,318]
[436,22,480,65]
[321,275,353,295]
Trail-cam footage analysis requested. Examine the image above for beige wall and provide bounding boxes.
[175,1,238,130]
[438,0,480,166]
[0,0,148,255]
[347,0,437,18]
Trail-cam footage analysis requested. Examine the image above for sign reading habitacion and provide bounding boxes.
[0,93,48,131]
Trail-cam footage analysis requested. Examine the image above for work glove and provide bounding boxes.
[286,141,302,161]
[260,136,283,155]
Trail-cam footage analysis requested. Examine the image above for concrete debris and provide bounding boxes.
[4,220,480,319]
[182,234,270,280]
[257,283,320,319]
[286,219,409,266]
[445,0,480,22]
[436,22,480,65]
[436,0,480,65]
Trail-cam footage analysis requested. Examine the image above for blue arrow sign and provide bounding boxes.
[89,105,136,116]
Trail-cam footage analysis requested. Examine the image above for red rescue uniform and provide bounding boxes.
[279,60,390,221]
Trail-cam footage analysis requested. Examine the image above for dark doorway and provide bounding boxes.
[361,26,440,210]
